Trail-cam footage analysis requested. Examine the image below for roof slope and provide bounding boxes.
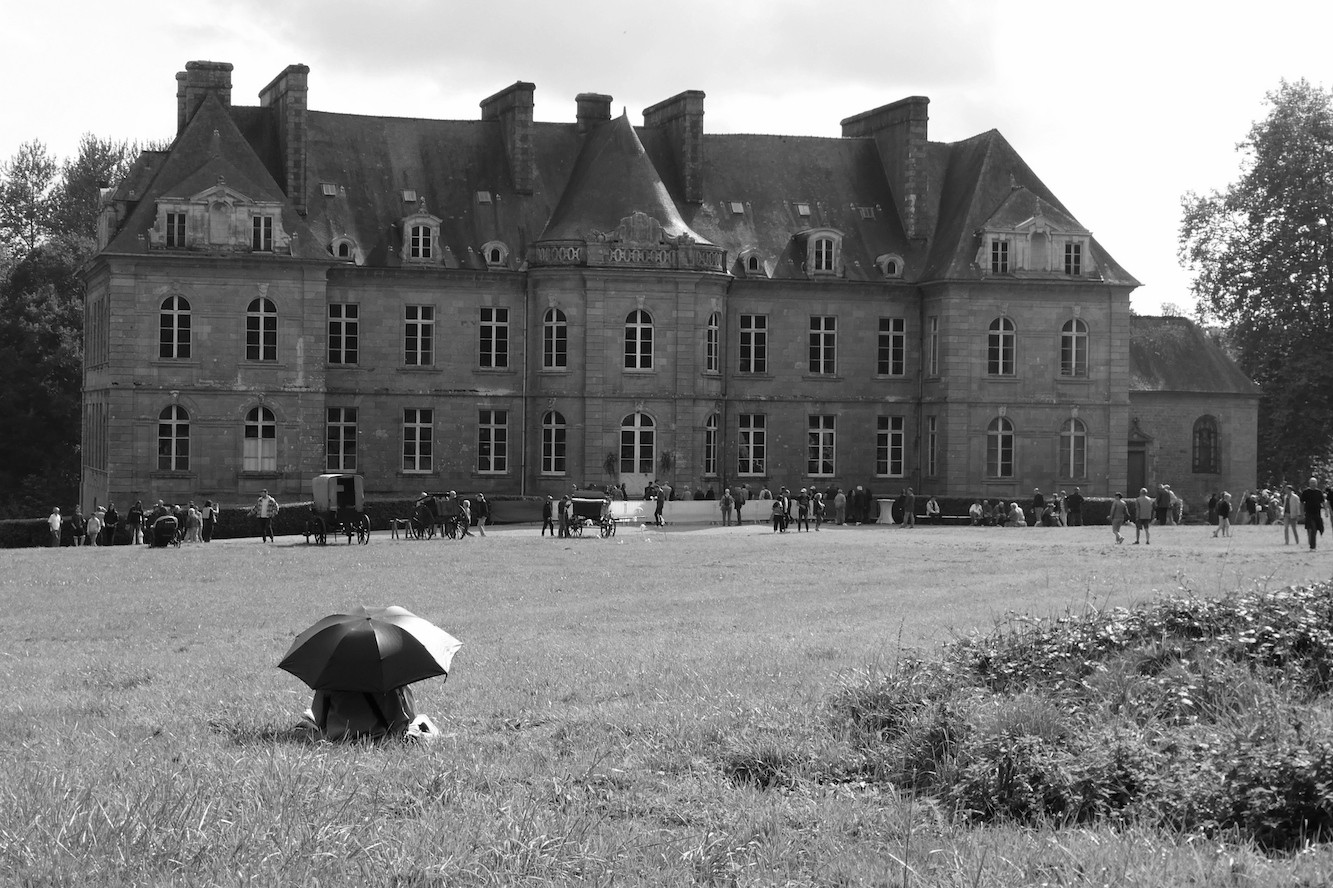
[1130,316,1261,395]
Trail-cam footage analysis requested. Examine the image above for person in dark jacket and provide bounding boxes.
[474,493,490,536]
[1301,477,1326,551]
[541,496,555,537]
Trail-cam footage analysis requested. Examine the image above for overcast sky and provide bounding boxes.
[5,0,1330,315]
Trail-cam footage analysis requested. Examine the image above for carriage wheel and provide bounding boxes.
[354,514,371,544]
[306,517,327,545]
[444,518,458,540]
[571,520,584,538]
[599,519,615,539]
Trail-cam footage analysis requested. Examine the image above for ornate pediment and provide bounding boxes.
[589,211,698,248]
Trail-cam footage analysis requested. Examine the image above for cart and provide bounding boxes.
[570,497,616,538]
[305,474,371,544]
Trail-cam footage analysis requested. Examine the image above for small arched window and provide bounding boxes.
[157,405,190,471]
[543,307,567,369]
[482,240,509,268]
[987,416,1014,478]
[244,406,277,472]
[1193,415,1220,474]
[246,298,277,362]
[541,411,567,475]
[624,309,653,370]
[159,296,191,360]
[1059,418,1087,479]
[1060,319,1088,377]
[988,317,1015,376]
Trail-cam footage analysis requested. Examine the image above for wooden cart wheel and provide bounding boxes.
[354,514,371,544]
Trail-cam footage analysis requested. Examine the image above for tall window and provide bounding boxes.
[159,296,191,360]
[246,298,277,362]
[878,317,906,376]
[409,224,433,260]
[809,316,836,375]
[813,236,836,272]
[480,307,509,369]
[243,406,277,472]
[543,308,567,369]
[739,314,767,373]
[988,317,1015,376]
[541,411,566,475]
[704,413,719,477]
[326,407,357,472]
[991,238,1010,273]
[1060,418,1087,479]
[925,415,938,477]
[987,417,1014,478]
[252,215,274,252]
[1064,242,1082,275]
[876,415,905,477]
[405,305,434,366]
[157,405,189,471]
[620,413,655,475]
[927,316,939,377]
[738,413,766,475]
[808,415,836,476]
[402,409,433,472]
[1193,415,1220,473]
[478,409,508,473]
[1060,319,1088,377]
[328,304,359,365]
[705,312,720,374]
[624,309,654,370]
[165,212,186,248]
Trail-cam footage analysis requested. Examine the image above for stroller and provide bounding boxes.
[150,515,181,548]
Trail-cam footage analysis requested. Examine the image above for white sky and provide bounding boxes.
[4,0,1330,315]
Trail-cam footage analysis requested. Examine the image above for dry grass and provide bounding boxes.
[2,521,1332,885]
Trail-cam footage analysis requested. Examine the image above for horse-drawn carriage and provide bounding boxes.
[304,474,371,545]
[408,492,469,540]
[569,496,616,538]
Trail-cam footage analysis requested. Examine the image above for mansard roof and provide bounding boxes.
[1129,316,1261,396]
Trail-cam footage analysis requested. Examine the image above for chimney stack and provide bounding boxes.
[576,93,612,133]
[643,90,705,204]
[841,96,932,241]
[259,64,311,213]
[177,61,234,135]
[480,82,536,195]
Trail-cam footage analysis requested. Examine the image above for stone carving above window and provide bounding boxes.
[150,182,290,254]
[974,187,1095,278]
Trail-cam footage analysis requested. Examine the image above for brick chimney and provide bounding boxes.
[176,61,234,135]
[480,82,536,195]
[576,93,612,133]
[643,90,705,204]
[259,64,310,213]
[841,96,933,241]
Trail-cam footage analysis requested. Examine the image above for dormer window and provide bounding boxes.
[401,212,443,265]
[481,240,510,268]
[800,229,842,278]
[1064,241,1083,275]
[331,237,356,261]
[876,253,904,279]
[991,238,1010,273]
[738,249,765,277]
[252,215,274,252]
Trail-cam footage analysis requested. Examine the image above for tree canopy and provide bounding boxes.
[1180,79,1333,482]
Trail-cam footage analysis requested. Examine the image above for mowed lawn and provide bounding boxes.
[4,520,1332,886]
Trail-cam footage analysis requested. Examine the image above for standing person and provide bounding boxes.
[771,496,786,533]
[1031,489,1045,527]
[201,500,217,542]
[1109,492,1130,544]
[1283,484,1303,546]
[459,498,474,537]
[1213,492,1233,538]
[69,506,86,546]
[184,502,202,542]
[474,493,490,536]
[1154,484,1172,527]
[1134,488,1154,545]
[795,488,810,532]
[48,507,62,548]
[1066,487,1085,527]
[813,491,825,531]
[255,488,279,542]
[127,500,145,545]
[102,502,119,545]
[85,508,104,547]
[733,485,748,524]
[901,488,917,528]
[1207,492,1219,526]
[1300,477,1325,551]
[541,496,555,537]
[719,488,734,526]
[654,482,668,527]
[831,488,845,525]
[558,495,572,538]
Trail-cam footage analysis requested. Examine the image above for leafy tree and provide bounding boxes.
[49,134,137,248]
[1180,79,1333,482]
[0,140,58,259]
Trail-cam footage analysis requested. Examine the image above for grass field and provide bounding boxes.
[3,520,1333,886]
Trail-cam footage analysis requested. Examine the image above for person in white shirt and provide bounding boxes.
[254,489,280,542]
[1283,484,1303,546]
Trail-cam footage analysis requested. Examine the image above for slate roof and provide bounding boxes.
[1129,316,1261,396]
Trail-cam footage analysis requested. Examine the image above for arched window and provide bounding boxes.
[1060,318,1088,377]
[703,413,719,477]
[1059,418,1087,479]
[246,298,277,362]
[543,308,567,369]
[244,406,277,472]
[157,405,189,471]
[624,309,653,370]
[159,296,191,360]
[986,416,1014,478]
[705,312,720,374]
[988,317,1015,376]
[482,241,509,267]
[747,254,761,273]
[620,413,655,475]
[1193,415,1220,473]
[541,411,567,476]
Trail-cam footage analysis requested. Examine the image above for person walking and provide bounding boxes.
[733,485,748,524]
[1134,488,1154,544]
[48,507,62,547]
[901,488,917,528]
[474,493,489,536]
[459,498,474,537]
[558,495,572,538]
[1109,492,1129,544]
[1031,488,1045,527]
[812,491,825,530]
[255,488,279,542]
[127,500,145,545]
[1283,484,1303,546]
[102,502,119,545]
[541,496,555,536]
[1213,492,1233,538]
[69,506,86,546]
[1300,477,1325,551]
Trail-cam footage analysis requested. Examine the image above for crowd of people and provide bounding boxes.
[46,497,231,547]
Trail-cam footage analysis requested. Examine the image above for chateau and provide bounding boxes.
[80,60,1258,510]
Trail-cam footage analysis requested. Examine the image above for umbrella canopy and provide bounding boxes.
[279,605,462,692]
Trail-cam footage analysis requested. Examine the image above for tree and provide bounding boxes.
[1179,79,1333,482]
[0,140,58,259]
[49,134,137,248]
